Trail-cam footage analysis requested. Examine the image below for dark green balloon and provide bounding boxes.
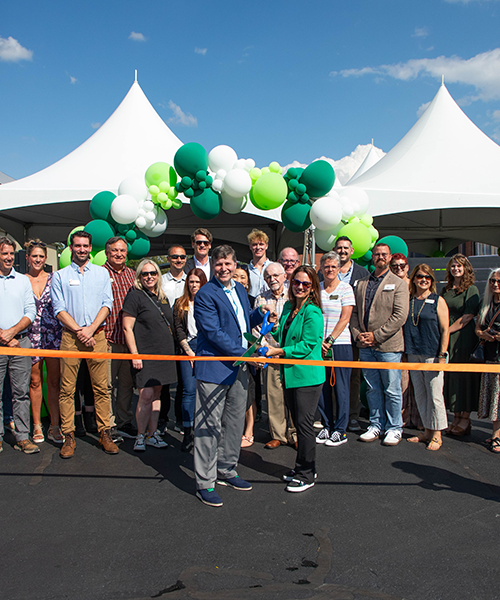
[299,160,335,199]
[190,187,222,220]
[378,235,408,257]
[84,219,115,250]
[281,200,311,233]
[174,143,209,178]
[128,231,151,259]
[89,191,116,221]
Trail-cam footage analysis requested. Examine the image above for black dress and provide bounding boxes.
[122,288,177,388]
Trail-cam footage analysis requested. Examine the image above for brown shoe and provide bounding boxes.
[265,439,282,449]
[14,439,41,454]
[99,429,119,455]
[60,432,76,459]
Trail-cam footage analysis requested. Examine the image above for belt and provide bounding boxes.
[14,333,27,340]
[64,326,105,335]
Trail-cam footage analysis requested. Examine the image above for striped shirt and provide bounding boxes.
[103,262,136,344]
[320,281,355,345]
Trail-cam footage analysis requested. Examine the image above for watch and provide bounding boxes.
[437,352,448,358]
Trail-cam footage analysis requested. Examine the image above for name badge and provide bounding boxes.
[425,298,435,304]
[329,294,339,300]
[69,279,80,286]
[383,284,395,291]
[353,280,358,287]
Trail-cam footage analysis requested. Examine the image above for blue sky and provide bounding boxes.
[2,0,500,180]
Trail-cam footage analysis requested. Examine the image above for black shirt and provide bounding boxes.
[363,269,389,330]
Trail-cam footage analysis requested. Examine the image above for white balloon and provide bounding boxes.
[138,208,146,217]
[118,177,148,202]
[340,187,369,216]
[143,200,154,211]
[234,158,246,169]
[135,216,147,229]
[223,169,252,198]
[245,158,255,170]
[221,190,247,214]
[208,145,238,173]
[310,197,343,231]
[212,179,224,193]
[215,169,227,180]
[341,202,354,220]
[315,224,344,251]
[142,208,167,238]
[144,210,156,223]
[110,194,140,225]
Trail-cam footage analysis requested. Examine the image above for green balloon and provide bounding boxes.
[125,229,137,242]
[336,222,371,259]
[432,250,445,258]
[91,249,107,266]
[128,231,151,259]
[145,162,177,188]
[89,191,116,221]
[368,225,379,242]
[172,198,183,209]
[251,172,287,210]
[281,200,311,233]
[299,160,335,199]
[190,187,222,220]
[174,143,209,178]
[67,226,85,246]
[59,246,72,269]
[84,219,115,250]
[378,235,408,257]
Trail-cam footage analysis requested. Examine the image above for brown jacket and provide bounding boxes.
[350,270,409,353]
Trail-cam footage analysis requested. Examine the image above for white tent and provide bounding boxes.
[347,83,500,254]
[347,143,383,184]
[0,171,14,184]
[0,77,287,259]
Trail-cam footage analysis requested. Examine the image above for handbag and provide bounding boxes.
[470,305,500,363]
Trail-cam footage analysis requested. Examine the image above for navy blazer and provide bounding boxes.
[194,277,264,385]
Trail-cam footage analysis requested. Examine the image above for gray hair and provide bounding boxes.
[320,251,341,269]
[263,261,285,277]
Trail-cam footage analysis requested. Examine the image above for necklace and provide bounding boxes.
[411,295,429,326]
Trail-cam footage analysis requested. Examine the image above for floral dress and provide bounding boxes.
[28,273,63,364]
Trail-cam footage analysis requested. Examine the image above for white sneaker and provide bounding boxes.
[313,420,323,429]
[134,433,146,452]
[315,427,330,444]
[359,426,381,442]
[146,430,169,448]
[382,430,402,446]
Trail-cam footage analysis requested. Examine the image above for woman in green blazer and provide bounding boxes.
[264,265,325,493]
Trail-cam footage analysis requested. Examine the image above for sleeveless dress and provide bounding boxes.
[28,272,63,364]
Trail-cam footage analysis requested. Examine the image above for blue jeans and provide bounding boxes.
[359,348,403,432]
[318,344,352,433]
[179,338,197,428]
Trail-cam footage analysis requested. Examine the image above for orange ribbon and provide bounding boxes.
[0,346,499,373]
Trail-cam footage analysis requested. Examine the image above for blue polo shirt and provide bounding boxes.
[0,268,36,331]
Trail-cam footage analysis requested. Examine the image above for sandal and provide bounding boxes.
[426,437,442,451]
[488,438,500,454]
[407,433,428,444]
[449,419,471,437]
[241,435,254,448]
[47,425,64,444]
[32,424,45,444]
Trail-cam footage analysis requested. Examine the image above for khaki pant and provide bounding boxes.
[59,330,111,434]
[264,364,296,444]
[108,342,135,428]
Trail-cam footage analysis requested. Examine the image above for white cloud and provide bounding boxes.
[332,48,500,102]
[167,101,198,127]
[129,32,146,42]
[417,101,431,117]
[0,36,33,62]
[91,122,101,129]
[70,76,77,84]
[194,47,207,55]
[282,144,386,187]
[492,110,500,121]
[412,27,429,38]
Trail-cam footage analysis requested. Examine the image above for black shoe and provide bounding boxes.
[116,423,138,439]
[83,409,98,433]
[181,429,194,453]
[110,427,124,444]
[75,414,86,437]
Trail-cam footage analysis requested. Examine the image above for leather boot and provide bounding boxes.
[99,429,119,455]
[60,432,76,459]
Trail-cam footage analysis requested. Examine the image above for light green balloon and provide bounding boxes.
[67,226,85,246]
[336,222,371,259]
[91,249,107,266]
[360,214,373,227]
[59,246,72,269]
[269,161,282,174]
[145,162,177,188]
[250,172,287,210]
[172,198,183,209]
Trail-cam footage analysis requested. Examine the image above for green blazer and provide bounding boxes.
[273,300,326,389]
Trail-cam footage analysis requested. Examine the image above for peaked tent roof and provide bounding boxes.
[346,83,500,253]
[0,171,15,184]
[347,144,383,184]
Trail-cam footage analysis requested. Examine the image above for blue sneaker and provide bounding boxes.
[196,488,223,507]
[216,476,252,491]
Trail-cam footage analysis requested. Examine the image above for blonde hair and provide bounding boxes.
[134,260,166,301]
[247,228,269,245]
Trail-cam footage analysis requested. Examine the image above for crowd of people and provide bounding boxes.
[1,226,499,507]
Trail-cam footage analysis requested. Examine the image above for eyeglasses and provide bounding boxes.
[373,253,389,258]
[194,240,210,246]
[280,259,298,265]
[265,273,283,280]
[292,279,312,289]
[141,271,158,278]
[169,254,186,260]
[415,274,432,281]
[323,265,339,271]
[490,279,500,285]
[391,263,406,270]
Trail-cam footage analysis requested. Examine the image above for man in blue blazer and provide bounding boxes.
[193,244,272,507]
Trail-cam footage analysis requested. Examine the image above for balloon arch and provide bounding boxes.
[59,142,407,269]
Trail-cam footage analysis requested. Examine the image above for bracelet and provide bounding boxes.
[327,335,336,344]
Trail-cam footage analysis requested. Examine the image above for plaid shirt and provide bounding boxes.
[103,262,136,344]
[254,287,288,348]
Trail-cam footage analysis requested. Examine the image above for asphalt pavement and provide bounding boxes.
[1,411,499,600]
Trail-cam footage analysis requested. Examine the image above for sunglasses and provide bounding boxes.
[169,254,186,260]
[415,274,432,281]
[194,240,210,246]
[292,279,312,289]
[490,279,500,285]
[141,271,158,277]
[391,264,407,270]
